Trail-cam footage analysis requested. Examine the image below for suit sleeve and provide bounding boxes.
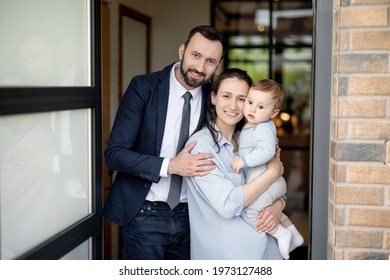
[105,76,163,183]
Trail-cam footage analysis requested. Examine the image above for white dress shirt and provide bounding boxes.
[145,62,202,203]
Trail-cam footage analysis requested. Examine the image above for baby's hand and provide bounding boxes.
[231,157,244,173]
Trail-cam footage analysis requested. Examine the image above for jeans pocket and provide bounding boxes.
[133,204,151,222]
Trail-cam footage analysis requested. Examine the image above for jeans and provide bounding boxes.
[121,200,190,260]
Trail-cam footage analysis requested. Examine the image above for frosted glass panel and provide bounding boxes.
[61,239,91,260]
[0,109,92,259]
[0,0,90,86]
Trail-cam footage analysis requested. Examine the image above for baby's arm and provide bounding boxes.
[243,124,276,168]
[231,156,244,173]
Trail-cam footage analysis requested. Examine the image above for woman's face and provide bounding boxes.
[211,77,249,130]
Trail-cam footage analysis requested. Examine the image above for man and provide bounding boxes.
[103,25,224,259]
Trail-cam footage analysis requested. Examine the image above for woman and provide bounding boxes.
[184,68,285,260]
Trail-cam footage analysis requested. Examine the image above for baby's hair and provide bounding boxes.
[251,79,284,109]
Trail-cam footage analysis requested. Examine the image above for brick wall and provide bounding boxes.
[330,0,390,259]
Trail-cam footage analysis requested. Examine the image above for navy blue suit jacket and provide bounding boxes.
[103,63,210,226]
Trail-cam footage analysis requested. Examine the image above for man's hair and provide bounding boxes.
[184,25,225,59]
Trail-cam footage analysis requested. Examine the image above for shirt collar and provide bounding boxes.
[211,122,237,149]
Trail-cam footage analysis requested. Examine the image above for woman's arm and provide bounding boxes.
[186,134,283,220]
[242,148,284,207]
[185,138,245,219]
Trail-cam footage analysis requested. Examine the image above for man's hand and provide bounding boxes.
[254,198,283,233]
[168,141,215,177]
[231,156,244,173]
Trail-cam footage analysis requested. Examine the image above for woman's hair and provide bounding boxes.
[203,68,252,152]
[251,79,285,110]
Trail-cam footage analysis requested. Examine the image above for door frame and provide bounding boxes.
[309,0,332,260]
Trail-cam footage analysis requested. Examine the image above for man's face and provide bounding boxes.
[177,33,223,89]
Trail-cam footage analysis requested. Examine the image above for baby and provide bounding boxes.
[232,79,303,260]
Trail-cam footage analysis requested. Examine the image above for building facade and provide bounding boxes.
[330,0,390,259]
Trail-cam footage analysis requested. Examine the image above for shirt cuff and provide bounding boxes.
[159,158,170,177]
[231,185,245,216]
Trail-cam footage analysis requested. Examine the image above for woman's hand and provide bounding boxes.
[242,148,285,207]
[254,198,284,233]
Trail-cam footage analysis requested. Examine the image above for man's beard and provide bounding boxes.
[180,63,208,88]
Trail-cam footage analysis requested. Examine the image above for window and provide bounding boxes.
[0,0,102,260]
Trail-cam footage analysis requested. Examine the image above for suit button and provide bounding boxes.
[144,182,151,188]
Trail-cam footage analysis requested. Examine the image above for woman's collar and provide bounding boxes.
[212,122,236,147]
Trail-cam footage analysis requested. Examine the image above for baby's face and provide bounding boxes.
[244,89,279,126]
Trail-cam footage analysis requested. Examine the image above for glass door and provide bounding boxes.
[0,0,102,259]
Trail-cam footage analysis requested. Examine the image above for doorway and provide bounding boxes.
[212,0,313,259]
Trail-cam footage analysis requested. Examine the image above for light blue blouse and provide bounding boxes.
[183,125,282,260]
